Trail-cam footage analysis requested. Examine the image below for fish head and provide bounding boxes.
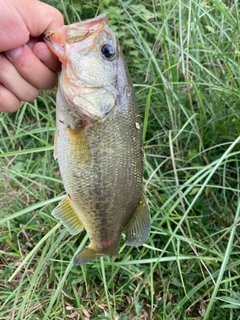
[43,14,119,121]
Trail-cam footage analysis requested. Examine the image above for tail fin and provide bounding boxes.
[73,246,103,266]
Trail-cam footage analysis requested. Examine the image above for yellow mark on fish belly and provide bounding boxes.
[68,125,92,168]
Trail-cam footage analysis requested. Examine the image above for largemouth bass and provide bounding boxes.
[43,14,150,265]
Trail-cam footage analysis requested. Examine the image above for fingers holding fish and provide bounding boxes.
[0,52,39,112]
[32,41,62,73]
[0,41,60,112]
[23,37,61,73]
[5,43,59,90]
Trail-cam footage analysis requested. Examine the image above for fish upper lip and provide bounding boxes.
[42,13,109,44]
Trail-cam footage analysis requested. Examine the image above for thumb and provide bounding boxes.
[16,0,64,36]
[0,0,64,51]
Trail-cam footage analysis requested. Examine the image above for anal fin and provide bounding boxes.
[74,244,119,266]
[125,193,151,247]
[73,246,103,266]
[52,195,84,235]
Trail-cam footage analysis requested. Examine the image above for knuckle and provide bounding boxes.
[20,88,39,102]
[0,85,21,112]
[39,73,58,90]
[52,8,64,24]
[0,54,11,74]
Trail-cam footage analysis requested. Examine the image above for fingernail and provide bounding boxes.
[6,46,24,59]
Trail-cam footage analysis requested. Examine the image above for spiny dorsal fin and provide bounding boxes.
[52,195,84,235]
[125,193,150,247]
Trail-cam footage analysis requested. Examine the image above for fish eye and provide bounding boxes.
[101,44,115,59]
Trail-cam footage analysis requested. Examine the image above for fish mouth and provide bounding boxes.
[64,13,109,44]
[43,13,109,47]
[42,13,112,64]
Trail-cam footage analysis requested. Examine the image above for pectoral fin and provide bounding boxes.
[52,195,84,235]
[125,193,150,247]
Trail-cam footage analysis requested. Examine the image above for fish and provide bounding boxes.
[43,13,150,265]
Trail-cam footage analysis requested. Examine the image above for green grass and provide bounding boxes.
[1,0,240,319]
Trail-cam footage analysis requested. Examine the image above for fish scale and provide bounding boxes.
[44,13,150,265]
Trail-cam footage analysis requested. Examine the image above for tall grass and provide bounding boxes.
[1,0,240,319]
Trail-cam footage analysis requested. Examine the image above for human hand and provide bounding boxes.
[0,0,64,112]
